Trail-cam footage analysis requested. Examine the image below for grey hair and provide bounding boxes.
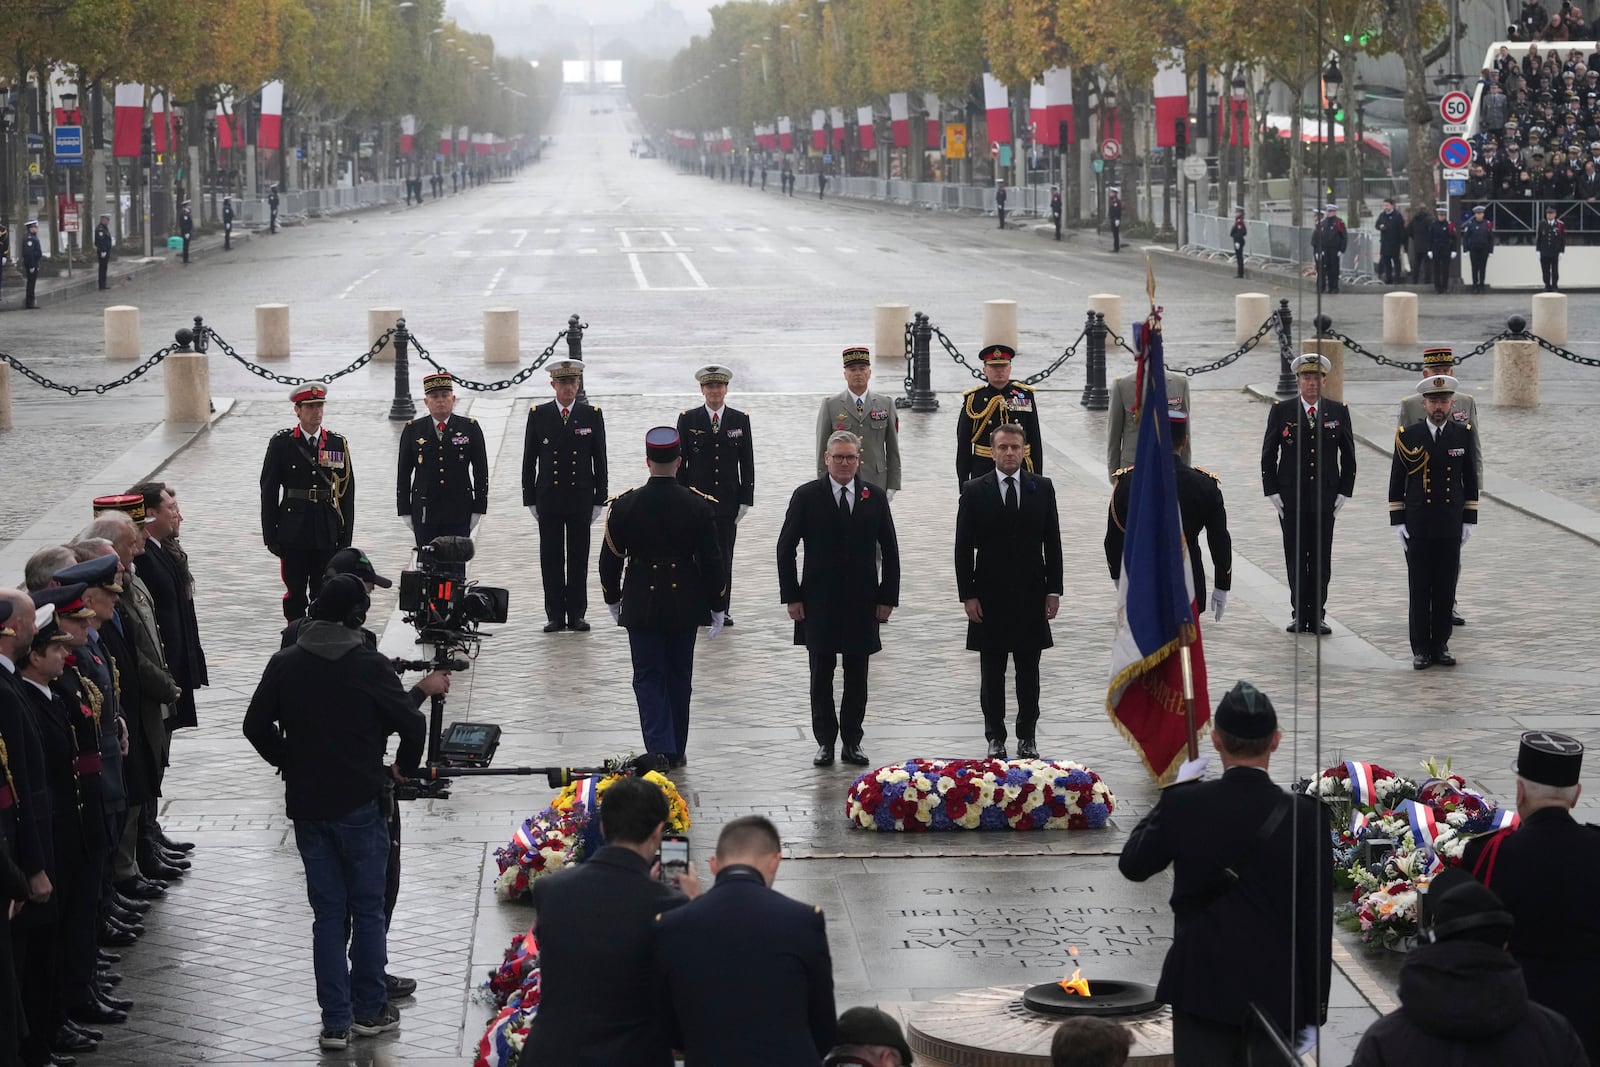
[1519,777,1581,806]
[77,513,136,543]
[23,545,78,591]
[71,538,116,562]
[826,430,862,453]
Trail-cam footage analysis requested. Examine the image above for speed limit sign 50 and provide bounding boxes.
[1439,91,1472,124]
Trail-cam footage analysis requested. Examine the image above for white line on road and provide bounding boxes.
[579,227,595,233]
[484,267,506,296]
[619,230,635,250]
[476,228,494,235]
[837,247,857,254]
[1023,267,1083,287]
[615,197,633,210]
[793,246,816,254]
[578,248,598,255]
[511,229,528,249]
[661,231,680,247]
[544,227,560,234]
[628,252,651,291]
[675,252,709,290]
[336,268,380,299]
[712,246,734,253]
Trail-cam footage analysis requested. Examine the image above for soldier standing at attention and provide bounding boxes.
[676,366,754,626]
[1107,359,1190,480]
[1536,204,1566,291]
[268,184,280,234]
[94,213,113,290]
[21,219,42,309]
[1428,205,1457,295]
[955,344,1043,488]
[1319,203,1347,293]
[1462,204,1495,294]
[261,385,355,621]
[815,347,901,497]
[1107,188,1123,252]
[396,372,488,571]
[179,198,193,264]
[222,196,234,251]
[994,179,1008,229]
[523,360,608,633]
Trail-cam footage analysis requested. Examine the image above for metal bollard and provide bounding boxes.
[566,313,588,404]
[1081,311,1109,411]
[909,312,939,413]
[163,326,212,423]
[1274,299,1297,399]
[389,318,416,422]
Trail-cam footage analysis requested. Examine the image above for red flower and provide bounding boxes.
[860,488,871,499]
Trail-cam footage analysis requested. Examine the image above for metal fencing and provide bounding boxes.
[1187,212,1377,275]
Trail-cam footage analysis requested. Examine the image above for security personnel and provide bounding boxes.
[221,196,234,251]
[0,220,9,305]
[1107,187,1123,252]
[1107,362,1190,479]
[1536,203,1566,291]
[1318,203,1347,293]
[1462,203,1495,294]
[1427,204,1457,294]
[676,366,754,624]
[261,384,356,622]
[1050,185,1062,240]
[179,199,193,264]
[21,219,42,309]
[1106,411,1231,617]
[522,359,607,633]
[396,372,488,567]
[599,428,725,766]
[815,346,901,494]
[94,213,113,290]
[955,344,1043,487]
[1260,353,1356,634]
[268,184,280,234]
[1465,731,1600,1063]
[1389,373,1478,669]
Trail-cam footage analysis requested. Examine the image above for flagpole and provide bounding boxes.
[1179,624,1199,761]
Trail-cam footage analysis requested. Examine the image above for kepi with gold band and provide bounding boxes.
[955,343,1043,487]
[841,345,871,367]
[422,371,455,394]
[289,383,328,406]
[262,380,356,622]
[546,358,585,380]
[92,492,149,525]
[1291,352,1332,376]
[816,345,901,491]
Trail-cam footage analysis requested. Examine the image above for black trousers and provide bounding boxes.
[384,785,402,929]
[1378,248,1400,282]
[1234,242,1245,276]
[630,630,697,757]
[61,844,104,1010]
[809,651,868,749]
[1320,252,1340,292]
[997,207,1007,229]
[1053,215,1062,240]
[97,252,109,289]
[537,508,589,624]
[1542,254,1561,289]
[23,269,37,308]
[269,209,278,233]
[979,647,1042,743]
[181,235,190,263]
[15,913,62,1067]
[1281,509,1336,627]
[713,514,737,611]
[1469,249,1489,289]
[1172,1008,1290,1067]
[279,545,337,621]
[1406,536,1461,656]
[1434,256,1452,293]
[223,222,232,250]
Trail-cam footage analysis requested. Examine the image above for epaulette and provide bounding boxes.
[689,487,719,504]
[962,384,986,396]
[592,404,602,413]
[605,488,636,505]
[273,427,292,438]
[814,905,823,915]
[1111,465,1133,480]
[1010,381,1036,392]
[1194,465,1222,485]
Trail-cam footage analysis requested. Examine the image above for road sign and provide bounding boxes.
[1440,91,1472,124]
[1439,137,1472,169]
[1182,156,1207,181]
[1442,166,1469,181]
[1446,179,1467,195]
[1100,138,1121,160]
[1092,159,1104,174]
[62,206,80,234]
[54,125,83,165]
[946,123,967,159]
[27,162,40,177]
[1442,122,1467,135]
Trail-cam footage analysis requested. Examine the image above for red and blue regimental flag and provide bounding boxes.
[1106,302,1210,784]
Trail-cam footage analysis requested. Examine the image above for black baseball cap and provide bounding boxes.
[830,1007,913,1065]
[325,547,392,588]
[1214,681,1278,740]
[310,574,370,625]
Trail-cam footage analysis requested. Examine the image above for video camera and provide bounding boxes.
[398,536,509,642]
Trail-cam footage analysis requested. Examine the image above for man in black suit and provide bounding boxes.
[519,777,699,1067]
[954,423,1062,760]
[599,428,726,767]
[396,372,489,575]
[777,430,900,768]
[1120,681,1332,1065]
[20,220,41,309]
[261,385,356,622]
[653,816,835,1065]
[676,365,754,625]
[131,481,207,733]
[1260,353,1355,634]
[1466,731,1600,1063]
[523,359,607,632]
[1390,373,1479,669]
[94,213,113,290]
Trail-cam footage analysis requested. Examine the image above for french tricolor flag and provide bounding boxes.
[400,114,416,156]
[983,68,1011,147]
[857,106,875,151]
[151,93,171,154]
[831,107,845,150]
[888,93,909,149]
[457,125,470,155]
[113,84,143,159]
[440,132,453,156]
[1154,54,1187,147]
[1031,67,1074,146]
[259,81,284,151]
[778,116,792,151]
[811,109,826,151]
[924,93,940,148]
[217,92,238,150]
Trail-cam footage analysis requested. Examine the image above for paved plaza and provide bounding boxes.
[3,91,1600,1065]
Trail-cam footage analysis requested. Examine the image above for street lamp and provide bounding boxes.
[0,85,13,226]
[1322,56,1341,209]
[1230,72,1248,212]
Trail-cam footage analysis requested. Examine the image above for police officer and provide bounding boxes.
[0,220,10,305]
[94,212,113,289]
[1397,348,1481,628]
[1428,204,1457,294]
[221,196,234,251]
[994,179,1007,229]
[1536,203,1566,290]
[1319,202,1347,293]
[815,346,901,495]
[1050,184,1062,240]
[1389,372,1478,669]
[522,359,608,633]
[396,372,488,570]
[1462,203,1495,293]
[179,198,192,264]
[260,384,356,622]
[599,427,725,766]
[1108,187,1123,252]
[1230,208,1247,277]
[1465,731,1600,1063]
[955,344,1043,487]
[21,219,42,309]
[268,184,280,234]
[676,366,754,625]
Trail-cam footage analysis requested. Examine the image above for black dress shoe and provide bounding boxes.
[114,877,163,899]
[987,740,1008,760]
[1285,622,1300,633]
[107,904,143,926]
[667,754,687,769]
[48,1052,76,1066]
[139,874,169,891]
[105,915,144,937]
[97,990,133,1012]
[97,949,121,965]
[68,999,126,1025]
[1413,654,1433,670]
[569,618,591,632]
[156,850,191,869]
[97,924,137,948]
[157,832,195,853]
[113,891,151,913]
[841,745,870,766]
[1451,612,1466,626]
[64,1021,103,1042]
[1435,650,1457,667]
[53,1026,97,1052]
[97,972,123,988]
[812,746,834,767]
[722,614,734,627]
[139,858,183,880]
[1017,740,1040,759]
[542,621,565,633]
[385,973,418,999]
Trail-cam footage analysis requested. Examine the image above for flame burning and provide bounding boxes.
[1058,945,1091,997]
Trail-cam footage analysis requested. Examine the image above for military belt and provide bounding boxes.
[75,752,103,776]
[971,443,1033,458]
[285,488,334,503]
[0,783,12,809]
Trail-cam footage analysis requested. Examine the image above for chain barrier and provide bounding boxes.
[1177,314,1280,377]
[0,346,175,396]
[409,327,570,391]
[1323,326,1512,374]
[1528,333,1600,369]
[1105,325,1140,358]
[207,327,394,387]
[903,320,915,397]
[1021,327,1088,386]
[929,327,988,381]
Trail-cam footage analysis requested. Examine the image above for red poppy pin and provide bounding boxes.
[860,488,871,500]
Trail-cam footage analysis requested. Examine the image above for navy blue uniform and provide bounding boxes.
[522,400,607,627]
[261,426,356,621]
[396,412,488,557]
[179,206,192,263]
[94,220,112,289]
[1261,397,1356,630]
[675,405,754,609]
[1389,418,1478,659]
[21,228,42,308]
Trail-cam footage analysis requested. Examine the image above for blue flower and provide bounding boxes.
[979,805,1008,830]
[1083,802,1109,828]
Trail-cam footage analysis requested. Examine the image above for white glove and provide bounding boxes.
[886,489,896,501]
[1451,251,1458,259]
[708,610,725,638]
[1461,525,1473,545]
[470,513,483,532]
[1397,524,1409,545]
[736,503,750,524]
[1295,1026,1318,1056]
[526,505,538,520]
[1268,493,1285,519]
[1427,251,1434,259]
[1210,589,1227,621]
[591,505,604,524]
[1334,494,1349,515]
[1174,755,1210,784]
[606,602,621,624]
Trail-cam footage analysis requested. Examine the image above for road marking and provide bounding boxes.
[661,231,680,247]
[578,247,598,255]
[544,227,560,234]
[619,230,635,250]
[793,246,816,254]
[1023,267,1083,287]
[579,227,595,233]
[682,226,700,232]
[484,266,506,296]
[533,248,555,256]
[837,247,857,254]
[628,252,650,290]
[615,196,633,210]
[452,250,472,258]
[511,228,528,249]
[335,268,380,300]
[676,252,709,289]
[476,228,494,235]
[712,246,735,253]
[752,246,775,254]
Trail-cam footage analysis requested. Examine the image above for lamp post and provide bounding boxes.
[1352,84,1367,222]
[1230,73,1247,213]
[1322,56,1342,205]
[0,85,14,227]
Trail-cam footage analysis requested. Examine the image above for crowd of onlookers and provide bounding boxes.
[1469,36,1600,216]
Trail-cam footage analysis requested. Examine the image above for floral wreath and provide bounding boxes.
[846,757,1115,832]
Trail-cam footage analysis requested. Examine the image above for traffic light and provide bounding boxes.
[141,126,153,167]
[1058,120,1069,150]
[1174,118,1187,158]
[1341,29,1377,46]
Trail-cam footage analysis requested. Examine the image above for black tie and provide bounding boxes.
[1004,476,1018,512]
[838,486,850,517]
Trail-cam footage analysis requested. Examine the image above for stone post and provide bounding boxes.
[1235,293,1271,347]
[256,303,291,360]
[1087,293,1123,339]
[1383,292,1419,346]
[981,299,1019,351]
[370,306,403,362]
[0,364,12,431]
[1494,339,1540,407]
[1531,292,1567,345]
[875,303,910,363]
[104,305,141,361]
[1301,339,1344,403]
[163,351,211,423]
[484,307,519,364]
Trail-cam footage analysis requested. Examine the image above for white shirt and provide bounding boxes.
[1301,398,1320,418]
[830,479,853,511]
[0,653,13,673]
[847,390,869,409]
[704,404,724,422]
[994,469,1021,497]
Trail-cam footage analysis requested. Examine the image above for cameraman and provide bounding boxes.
[280,546,448,1003]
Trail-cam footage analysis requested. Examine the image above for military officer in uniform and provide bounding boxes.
[397,372,488,572]
[261,384,356,622]
[268,184,280,234]
[676,366,754,624]
[179,199,193,264]
[0,220,10,305]
[21,219,42,309]
[955,344,1043,487]
[1260,353,1355,634]
[1397,347,1480,627]
[221,196,234,251]
[815,346,901,495]
[523,359,608,633]
[1389,373,1478,669]
[94,213,113,290]
[1106,361,1190,479]
[1466,731,1600,1063]
[599,428,725,766]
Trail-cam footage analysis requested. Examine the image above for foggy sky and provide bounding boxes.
[447,0,715,33]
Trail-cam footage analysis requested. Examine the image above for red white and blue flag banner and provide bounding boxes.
[1345,760,1379,834]
[924,92,940,147]
[259,80,284,150]
[1031,67,1074,145]
[151,93,171,154]
[811,109,826,151]
[1401,799,1445,874]
[889,93,910,148]
[857,106,875,151]
[1106,286,1210,785]
[440,131,453,156]
[457,125,470,156]
[831,107,846,150]
[983,67,1011,146]
[112,83,143,158]
[1154,53,1187,147]
[399,114,416,155]
[216,91,238,150]
[778,116,793,151]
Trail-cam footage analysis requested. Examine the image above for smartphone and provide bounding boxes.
[658,833,690,885]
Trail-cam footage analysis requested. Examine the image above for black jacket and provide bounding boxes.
[242,621,423,821]
[1107,459,1232,605]
[94,223,112,255]
[776,476,900,655]
[396,412,489,522]
[134,539,207,729]
[179,209,192,237]
[0,667,50,879]
[21,233,41,272]
[653,865,836,1066]
[676,405,755,514]
[1375,208,1407,253]
[1119,765,1333,1036]
[1537,218,1567,255]
[954,470,1063,652]
[1389,419,1479,539]
[522,400,607,513]
[1260,398,1357,512]
[260,426,356,550]
[519,846,688,1067]
[955,382,1044,485]
[599,476,726,633]
[1351,940,1588,1066]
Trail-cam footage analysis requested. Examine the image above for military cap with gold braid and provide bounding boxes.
[93,492,149,524]
[290,384,328,405]
[1421,347,1455,370]
[694,365,733,385]
[979,343,1015,365]
[423,371,455,394]
[841,345,871,367]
